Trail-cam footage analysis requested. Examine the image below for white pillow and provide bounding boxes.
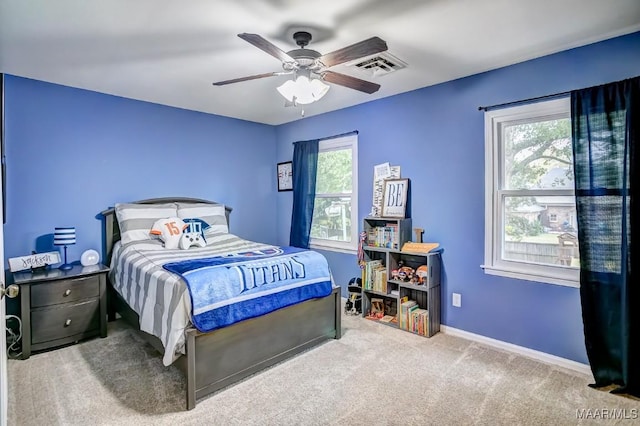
[176,203,229,237]
[115,202,178,245]
[150,217,187,249]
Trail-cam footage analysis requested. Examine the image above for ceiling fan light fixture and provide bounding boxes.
[277,75,330,105]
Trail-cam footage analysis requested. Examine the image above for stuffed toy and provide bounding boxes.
[179,221,206,249]
[150,217,187,249]
[415,265,428,284]
[182,218,210,239]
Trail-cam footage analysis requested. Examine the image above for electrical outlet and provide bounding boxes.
[452,293,462,307]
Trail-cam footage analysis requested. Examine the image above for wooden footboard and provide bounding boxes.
[177,286,341,410]
[110,285,341,410]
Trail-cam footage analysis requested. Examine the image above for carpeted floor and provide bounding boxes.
[7,310,640,425]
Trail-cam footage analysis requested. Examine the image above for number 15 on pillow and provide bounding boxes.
[150,218,188,249]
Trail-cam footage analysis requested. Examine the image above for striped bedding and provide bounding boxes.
[109,233,278,366]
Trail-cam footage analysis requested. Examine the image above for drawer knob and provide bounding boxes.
[64,319,72,327]
[63,289,71,297]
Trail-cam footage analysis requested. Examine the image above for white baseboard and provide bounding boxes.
[440,325,593,377]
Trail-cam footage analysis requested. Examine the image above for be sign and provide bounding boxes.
[382,179,408,218]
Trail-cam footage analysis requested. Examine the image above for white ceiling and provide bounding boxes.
[1,0,639,125]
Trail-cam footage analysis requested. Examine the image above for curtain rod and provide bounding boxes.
[322,130,358,140]
[292,130,358,144]
[478,90,571,111]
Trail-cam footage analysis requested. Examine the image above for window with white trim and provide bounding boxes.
[483,98,579,287]
[310,134,358,253]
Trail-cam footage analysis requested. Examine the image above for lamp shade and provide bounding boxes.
[54,227,76,246]
[277,76,330,105]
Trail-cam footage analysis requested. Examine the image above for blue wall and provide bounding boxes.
[275,31,640,363]
[3,76,278,266]
[4,32,640,364]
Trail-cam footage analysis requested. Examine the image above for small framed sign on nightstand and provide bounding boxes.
[277,161,293,192]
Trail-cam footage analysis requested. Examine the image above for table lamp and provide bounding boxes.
[54,227,76,270]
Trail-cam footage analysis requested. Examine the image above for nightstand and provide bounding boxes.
[13,264,109,359]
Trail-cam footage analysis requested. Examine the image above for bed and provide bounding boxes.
[100,197,342,410]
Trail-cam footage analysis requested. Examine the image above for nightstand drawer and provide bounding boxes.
[13,264,109,359]
[31,275,100,307]
[31,299,100,344]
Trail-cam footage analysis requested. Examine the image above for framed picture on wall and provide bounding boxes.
[381,178,409,218]
[277,161,293,192]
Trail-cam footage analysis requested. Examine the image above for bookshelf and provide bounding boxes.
[361,217,442,337]
[362,216,412,250]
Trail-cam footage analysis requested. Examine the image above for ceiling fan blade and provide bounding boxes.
[212,72,280,86]
[238,33,295,63]
[318,37,388,68]
[322,71,381,94]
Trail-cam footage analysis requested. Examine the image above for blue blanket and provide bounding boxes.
[163,246,333,332]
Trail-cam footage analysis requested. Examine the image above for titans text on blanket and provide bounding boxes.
[237,256,306,293]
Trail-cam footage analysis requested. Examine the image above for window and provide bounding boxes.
[309,134,358,253]
[483,98,579,287]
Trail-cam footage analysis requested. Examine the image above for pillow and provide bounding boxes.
[182,218,209,240]
[177,203,229,237]
[150,217,187,249]
[115,202,178,245]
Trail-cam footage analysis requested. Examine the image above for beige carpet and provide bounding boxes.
[8,309,640,425]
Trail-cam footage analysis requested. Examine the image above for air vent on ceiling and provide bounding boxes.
[347,52,407,77]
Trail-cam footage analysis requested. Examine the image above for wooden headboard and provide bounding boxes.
[100,197,232,265]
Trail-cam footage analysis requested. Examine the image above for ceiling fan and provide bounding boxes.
[213,31,388,105]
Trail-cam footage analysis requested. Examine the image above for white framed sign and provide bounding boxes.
[381,178,409,218]
[371,163,401,216]
[8,251,61,272]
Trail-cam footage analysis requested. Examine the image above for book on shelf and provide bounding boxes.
[406,304,419,331]
[363,259,387,293]
[366,229,377,246]
[379,315,395,323]
[409,308,429,336]
[366,223,400,249]
[374,268,387,293]
[388,223,399,249]
[363,260,382,290]
[399,299,417,330]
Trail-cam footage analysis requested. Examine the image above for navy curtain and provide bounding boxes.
[571,76,640,396]
[289,139,319,248]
